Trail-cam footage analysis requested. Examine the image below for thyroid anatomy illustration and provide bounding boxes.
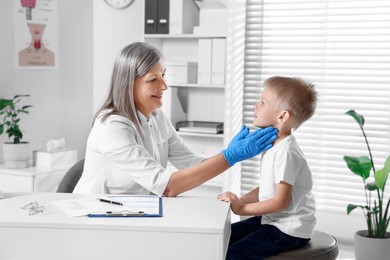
[21,0,36,20]
[18,23,55,67]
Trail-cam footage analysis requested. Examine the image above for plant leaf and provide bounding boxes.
[343,156,372,179]
[0,99,13,110]
[366,182,377,191]
[21,105,32,110]
[0,95,30,143]
[375,155,390,191]
[347,204,366,214]
[346,110,365,126]
[14,94,30,99]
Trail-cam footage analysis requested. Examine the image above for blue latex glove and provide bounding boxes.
[222,125,278,166]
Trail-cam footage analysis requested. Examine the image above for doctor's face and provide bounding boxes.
[133,60,167,117]
[253,87,280,128]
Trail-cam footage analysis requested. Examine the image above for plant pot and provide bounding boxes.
[2,142,30,169]
[354,230,390,260]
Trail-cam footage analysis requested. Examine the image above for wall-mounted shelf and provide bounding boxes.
[178,132,224,139]
[169,83,225,89]
[145,34,226,39]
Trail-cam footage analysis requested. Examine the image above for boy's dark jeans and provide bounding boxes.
[227,216,310,260]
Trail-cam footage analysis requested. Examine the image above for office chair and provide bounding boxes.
[266,230,339,260]
[56,159,85,193]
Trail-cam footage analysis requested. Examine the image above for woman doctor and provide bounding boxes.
[73,42,277,197]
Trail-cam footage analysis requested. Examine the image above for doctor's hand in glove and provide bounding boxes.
[222,125,278,166]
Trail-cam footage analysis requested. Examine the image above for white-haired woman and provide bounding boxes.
[74,42,277,196]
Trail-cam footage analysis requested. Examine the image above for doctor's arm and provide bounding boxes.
[164,153,230,197]
[164,126,278,197]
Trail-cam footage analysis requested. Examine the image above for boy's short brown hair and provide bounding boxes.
[263,76,318,128]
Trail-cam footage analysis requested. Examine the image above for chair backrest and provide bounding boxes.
[57,159,85,193]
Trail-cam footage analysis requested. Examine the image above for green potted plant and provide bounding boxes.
[343,110,390,260]
[0,95,32,169]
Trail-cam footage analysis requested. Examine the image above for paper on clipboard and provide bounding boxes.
[50,195,162,217]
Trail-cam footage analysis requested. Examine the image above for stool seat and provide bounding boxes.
[266,230,339,260]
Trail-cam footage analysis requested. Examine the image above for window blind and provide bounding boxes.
[241,0,390,215]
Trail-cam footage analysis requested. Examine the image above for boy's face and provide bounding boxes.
[253,87,280,128]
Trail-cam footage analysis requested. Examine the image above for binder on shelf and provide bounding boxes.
[145,0,158,34]
[197,39,212,84]
[157,0,170,34]
[193,0,227,35]
[211,38,226,85]
[169,0,199,34]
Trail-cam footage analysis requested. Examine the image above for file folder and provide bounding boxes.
[145,0,157,34]
[157,0,170,34]
[197,39,212,84]
[211,38,226,85]
[169,0,199,34]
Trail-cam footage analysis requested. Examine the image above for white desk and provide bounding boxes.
[0,165,69,192]
[0,192,231,260]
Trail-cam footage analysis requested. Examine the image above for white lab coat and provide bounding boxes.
[73,109,204,196]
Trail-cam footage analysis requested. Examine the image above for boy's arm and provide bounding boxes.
[235,181,292,216]
[218,187,259,211]
[240,187,260,204]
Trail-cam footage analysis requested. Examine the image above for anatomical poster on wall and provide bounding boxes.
[14,0,58,69]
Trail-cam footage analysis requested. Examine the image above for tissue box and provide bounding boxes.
[36,148,77,169]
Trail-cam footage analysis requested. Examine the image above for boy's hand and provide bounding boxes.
[218,191,242,214]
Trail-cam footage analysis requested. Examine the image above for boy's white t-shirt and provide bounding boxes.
[258,135,316,239]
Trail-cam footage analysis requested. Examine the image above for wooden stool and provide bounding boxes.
[266,230,339,260]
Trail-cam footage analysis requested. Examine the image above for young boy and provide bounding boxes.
[218,76,318,260]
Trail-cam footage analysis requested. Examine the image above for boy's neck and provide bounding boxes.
[273,126,292,145]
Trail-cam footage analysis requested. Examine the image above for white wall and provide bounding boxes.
[57,0,93,160]
[93,0,144,111]
[0,0,143,163]
[0,0,93,162]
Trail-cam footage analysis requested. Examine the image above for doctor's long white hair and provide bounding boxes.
[94,42,164,134]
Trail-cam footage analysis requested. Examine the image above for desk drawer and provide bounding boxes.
[0,174,34,192]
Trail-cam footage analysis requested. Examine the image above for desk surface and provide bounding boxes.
[0,192,229,233]
[0,192,231,260]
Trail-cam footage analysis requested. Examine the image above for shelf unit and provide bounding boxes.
[178,132,224,139]
[169,83,225,89]
[144,32,227,194]
[144,34,227,39]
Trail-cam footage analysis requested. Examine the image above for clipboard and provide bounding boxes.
[88,196,163,218]
[51,195,163,218]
